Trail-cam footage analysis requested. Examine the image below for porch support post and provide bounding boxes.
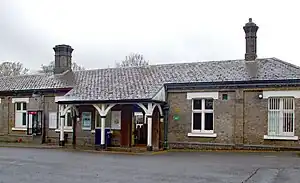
[59,105,65,146]
[100,115,106,149]
[147,115,153,151]
[59,116,65,146]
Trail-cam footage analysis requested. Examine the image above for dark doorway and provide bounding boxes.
[27,111,43,136]
[133,112,147,146]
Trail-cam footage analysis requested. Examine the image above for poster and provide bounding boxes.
[81,112,91,130]
[111,111,121,129]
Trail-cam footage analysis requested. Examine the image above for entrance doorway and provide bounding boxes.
[133,112,147,146]
[27,111,43,136]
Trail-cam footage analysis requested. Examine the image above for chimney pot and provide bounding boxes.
[53,44,73,74]
[243,18,259,61]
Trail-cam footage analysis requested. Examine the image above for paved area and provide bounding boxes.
[1,148,300,183]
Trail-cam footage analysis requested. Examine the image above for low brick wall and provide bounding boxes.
[168,141,300,151]
[0,134,33,143]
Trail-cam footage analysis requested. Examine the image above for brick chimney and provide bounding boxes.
[53,44,73,74]
[243,18,259,61]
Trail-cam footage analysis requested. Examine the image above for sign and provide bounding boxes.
[173,115,180,121]
[81,112,91,130]
[174,107,180,113]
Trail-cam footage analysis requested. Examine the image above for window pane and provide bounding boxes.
[204,113,213,130]
[268,111,280,135]
[205,99,213,110]
[22,103,27,110]
[193,100,201,110]
[283,98,294,110]
[269,98,280,110]
[222,94,228,100]
[283,112,293,133]
[193,113,201,130]
[16,103,21,110]
[22,112,27,126]
[67,112,72,127]
[96,114,101,128]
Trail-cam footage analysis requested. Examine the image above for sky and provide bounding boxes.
[0,0,299,72]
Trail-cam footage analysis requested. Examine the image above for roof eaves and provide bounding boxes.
[164,79,300,90]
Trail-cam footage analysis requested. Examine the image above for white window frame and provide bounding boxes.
[57,108,72,130]
[267,97,295,137]
[191,98,214,134]
[187,92,218,137]
[12,98,29,130]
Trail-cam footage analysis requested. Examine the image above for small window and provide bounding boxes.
[22,112,27,126]
[66,112,72,127]
[222,94,228,100]
[193,113,201,130]
[23,103,27,110]
[204,113,213,130]
[205,99,213,109]
[193,100,202,110]
[16,103,22,110]
[96,114,101,128]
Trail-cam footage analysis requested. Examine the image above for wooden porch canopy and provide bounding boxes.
[55,95,169,151]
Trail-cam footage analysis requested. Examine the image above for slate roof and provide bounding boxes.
[0,58,300,101]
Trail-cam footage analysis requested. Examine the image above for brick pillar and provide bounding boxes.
[234,89,244,145]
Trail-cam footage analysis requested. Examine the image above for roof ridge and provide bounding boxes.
[0,72,49,80]
[72,58,250,73]
[270,57,300,70]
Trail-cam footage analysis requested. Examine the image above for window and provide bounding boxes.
[82,112,92,130]
[222,94,228,100]
[48,112,57,129]
[192,99,214,133]
[64,110,72,128]
[268,97,295,137]
[95,111,111,129]
[15,102,27,128]
[58,110,73,129]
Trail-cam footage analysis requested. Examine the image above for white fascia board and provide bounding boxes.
[263,90,300,99]
[187,92,219,100]
[12,97,29,103]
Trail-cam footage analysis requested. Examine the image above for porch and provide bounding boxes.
[55,99,169,151]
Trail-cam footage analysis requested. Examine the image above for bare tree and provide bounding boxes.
[38,61,85,73]
[0,61,29,77]
[116,53,149,67]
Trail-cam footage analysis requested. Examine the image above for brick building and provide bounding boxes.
[0,18,300,151]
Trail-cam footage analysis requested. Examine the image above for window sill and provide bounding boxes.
[55,129,73,133]
[263,135,299,141]
[187,133,217,138]
[12,127,27,131]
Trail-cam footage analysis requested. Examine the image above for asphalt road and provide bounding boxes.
[1,148,300,183]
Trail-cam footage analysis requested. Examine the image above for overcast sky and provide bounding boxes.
[0,0,299,72]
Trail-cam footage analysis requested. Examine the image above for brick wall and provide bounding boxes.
[167,88,300,150]
[168,91,236,146]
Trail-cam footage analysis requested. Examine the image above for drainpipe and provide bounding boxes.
[163,104,169,150]
[163,85,169,150]
[42,94,46,143]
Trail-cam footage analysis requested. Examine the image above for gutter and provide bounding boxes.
[164,79,300,90]
[56,99,168,105]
